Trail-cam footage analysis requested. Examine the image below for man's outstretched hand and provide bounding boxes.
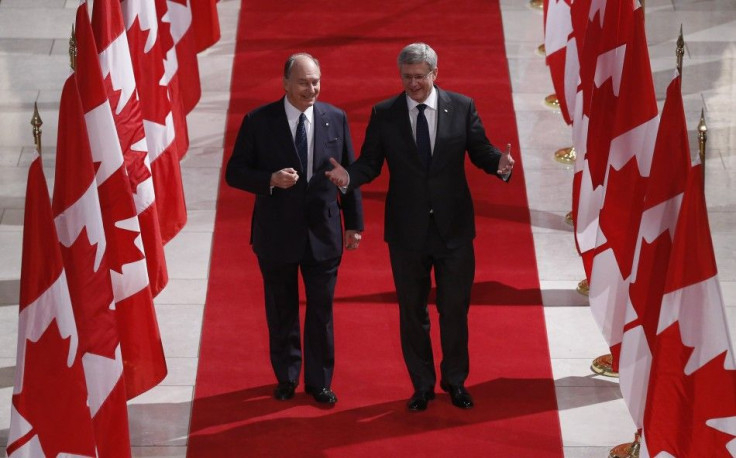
[325,157,349,187]
[497,143,515,176]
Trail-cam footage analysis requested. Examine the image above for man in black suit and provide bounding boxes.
[326,43,513,411]
[226,53,364,405]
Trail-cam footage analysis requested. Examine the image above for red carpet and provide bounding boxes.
[188,1,563,456]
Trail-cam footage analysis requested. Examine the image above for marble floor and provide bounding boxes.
[0,0,734,456]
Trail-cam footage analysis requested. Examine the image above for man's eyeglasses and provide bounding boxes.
[401,71,434,83]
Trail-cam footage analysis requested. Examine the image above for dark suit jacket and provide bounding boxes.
[226,98,364,263]
[347,87,505,250]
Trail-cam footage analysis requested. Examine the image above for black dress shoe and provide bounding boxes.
[273,381,297,400]
[305,386,338,404]
[407,391,435,411]
[440,381,474,409]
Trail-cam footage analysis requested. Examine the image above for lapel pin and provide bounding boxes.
[326,122,330,126]
[443,109,448,113]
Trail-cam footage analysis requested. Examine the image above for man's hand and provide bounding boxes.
[345,230,362,250]
[325,158,349,188]
[497,143,515,175]
[270,168,300,189]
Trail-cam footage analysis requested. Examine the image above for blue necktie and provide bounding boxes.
[295,113,308,174]
[416,104,431,170]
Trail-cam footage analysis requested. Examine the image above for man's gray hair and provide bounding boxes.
[283,53,320,79]
[397,43,438,70]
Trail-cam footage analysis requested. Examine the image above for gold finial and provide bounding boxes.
[554,146,576,165]
[698,108,707,182]
[69,25,77,71]
[676,25,684,75]
[31,102,43,154]
[529,0,543,11]
[544,93,560,109]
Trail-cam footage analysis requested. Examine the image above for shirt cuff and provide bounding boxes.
[338,172,351,194]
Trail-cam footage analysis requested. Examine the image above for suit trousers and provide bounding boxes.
[388,215,475,392]
[257,240,341,389]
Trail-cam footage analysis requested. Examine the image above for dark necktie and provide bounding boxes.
[415,103,431,170]
[295,113,308,174]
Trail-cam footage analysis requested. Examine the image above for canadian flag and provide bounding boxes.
[544,0,592,128]
[160,0,201,115]
[89,0,169,297]
[153,0,193,159]
[640,161,736,456]
[86,0,169,399]
[52,50,131,456]
[120,0,188,243]
[7,154,97,457]
[570,0,607,279]
[569,1,659,372]
[566,0,591,262]
[618,71,691,430]
[544,0,573,124]
[190,0,220,53]
[585,0,659,369]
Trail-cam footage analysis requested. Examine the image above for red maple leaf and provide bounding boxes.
[103,72,141,153]
[125,149,154,194]
[59,227,120,360]
[612,6,658,141]
[154,0,175,57]
[598,158,648,280]
[645,323,736,457]
[585,77,618,189]
[577,5,603,117]
[91,0,125,52]
[11,320,96,457]
[126,16,172,125]
[96,167,145,274]
[627,232,673,344]
[102,71,154,194]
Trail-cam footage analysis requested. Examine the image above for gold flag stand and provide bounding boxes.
[590,353,618,378]
[554,146,576,164]
[544,93,559,109]
[529,0,543,10]
[576,278,588,296]
[564,211,573,226]
[537,43,546,57]
[609,433,641,458]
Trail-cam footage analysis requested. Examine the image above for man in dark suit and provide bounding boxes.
[226,53,364,405]
[326,43,514,411]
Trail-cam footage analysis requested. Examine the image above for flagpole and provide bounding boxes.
[698,110,707,181]
[31,102,42,154]
[69,25,77,71]
[676,25,684,74]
